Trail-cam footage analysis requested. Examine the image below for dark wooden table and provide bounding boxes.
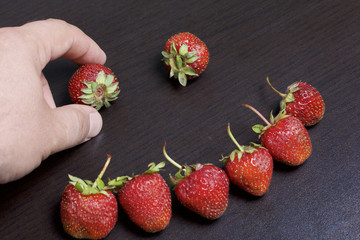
[1,1,359,239]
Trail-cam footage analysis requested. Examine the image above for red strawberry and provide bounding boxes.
[108,162,171,233]
[68,63,120,110]
[60,154,117,240]
[162,142,229,220]
[223,123,273,196]
[161,32,209,86]
[244,104,312,166]
[266,77,325,126]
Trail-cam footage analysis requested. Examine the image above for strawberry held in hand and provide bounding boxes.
[163,142,229,220]
[244,104,312,166]
[161,32,209,86]
[60,155,117,240]
[266,77,325,126]
[109,162,171,233]
[68,63,120,110]
[223,123,273,196]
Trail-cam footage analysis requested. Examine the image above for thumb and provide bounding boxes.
[49,104,103,154]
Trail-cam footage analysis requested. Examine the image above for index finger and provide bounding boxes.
[21,18,107,70]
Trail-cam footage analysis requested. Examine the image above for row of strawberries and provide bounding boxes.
[63,32,324,239]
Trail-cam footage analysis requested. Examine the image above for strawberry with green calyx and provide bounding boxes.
[243,104,312,166]
[60,154,118,240]
[223,123,273,196]
[162,142,229,220]
[161,32,209,86]
[108,162,171,233]
[68,63,120,110]
[266,77,325,126]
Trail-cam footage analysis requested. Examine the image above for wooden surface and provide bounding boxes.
[1,1,359,239]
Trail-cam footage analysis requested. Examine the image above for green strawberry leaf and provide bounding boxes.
[83,81,92,89]
[174,168,185,180]
[107,176,131,188]
[81,88,93,94]
[74,181,84,192]
[161,51,170,58]
[230,149,242,161]
[280,100,287,110]
[290,86,299,93]
[95,70,106,84]
[243,146,256,154]
[178,72,187,86]
[69,174,87,186]
[170,42,178,55]
[104,74,115,86]
[84,180,94,185]
[91,82,98,91]
[99,190,110,197]
[269,111,275,124]
[182,66,198,76]
[95,178,105,191]
[144,162,166,174]
[176,55,183,69]
[169,57,177,70]
[179,44,188,55]
[185,55,199,63]
[284,93,295,103]
[252,124,265,133]
[80,185,90,194]
[250,142,263,149]
[169,68,174,78]
[185,51,198,59]
[102,102,110,109]
[107,82,119,93]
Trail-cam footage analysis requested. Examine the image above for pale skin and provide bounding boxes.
[0,19,105,184]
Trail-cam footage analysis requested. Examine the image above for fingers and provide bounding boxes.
[48,104,103,155]
[40,73,56,108]
[21,19,105,155]
[21,18,107,69]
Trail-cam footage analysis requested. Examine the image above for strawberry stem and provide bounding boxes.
[266,76,285,97]
[92,154,111,188]
[162,142,182,169]
[227,123,244,152]
[242,104,272,126]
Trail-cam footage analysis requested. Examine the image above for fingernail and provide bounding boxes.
[84,111,103,142]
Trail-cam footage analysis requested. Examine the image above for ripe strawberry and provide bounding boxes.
[68,63,120,110]
[60,154,117,240]
[108,162,171,233]
[162,142,229,220]
[161,32,209,86]
[223,123,273,196]
[266,77,325,126]
[244,104,312,166]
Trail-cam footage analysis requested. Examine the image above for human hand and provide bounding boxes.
[0,19,106,183]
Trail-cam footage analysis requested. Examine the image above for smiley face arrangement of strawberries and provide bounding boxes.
[61,33,325,239]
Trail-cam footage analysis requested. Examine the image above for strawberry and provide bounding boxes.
[161,32,209,86]
[68,63,120,110]
[266,77,325,126]
[244,104,312,166]
[162,142,229,220]
[60,154,117,240]
[108,162,171,233]
[223,123,273,196]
